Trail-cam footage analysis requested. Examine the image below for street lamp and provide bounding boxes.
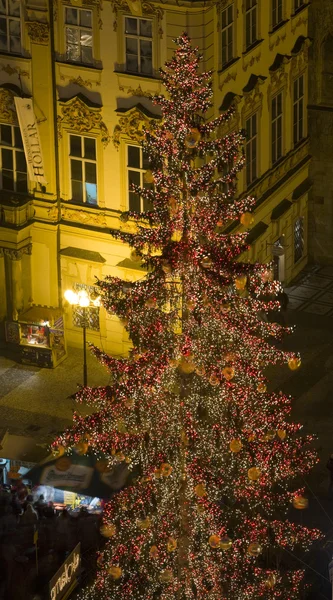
[64,288,101,387]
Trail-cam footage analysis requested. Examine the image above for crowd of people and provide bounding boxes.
[0,485,103,600]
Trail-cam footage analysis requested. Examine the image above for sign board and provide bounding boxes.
[49,543,80,600]
[14,97,47,184]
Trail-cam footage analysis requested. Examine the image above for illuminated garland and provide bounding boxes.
[54,33,321,599]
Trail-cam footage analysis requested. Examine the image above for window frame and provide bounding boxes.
[245,0,258,51]
[293,216,304,264]
[271,91,283,165]
[0,0,22,55]
[124,16,153,76]
[0,123,28,193]
[293,74,305,146]
[65,6,94,65]
[221,3,235,69]
[69,134,98,206]
[271,0,283,30]
[245,112,258,187]
[126,144,153,212]
[293,0,305,14]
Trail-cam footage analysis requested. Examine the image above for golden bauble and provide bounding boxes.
[161,463,173,477]
[201,256,213,269]
[265,430,276,440]
[179,359,196,374]
[109,566,122,579]
[240,212,254,228]
[208,534,221,549]
[220,536,233,550]
[74,441,88,455]
[195,365,206,376]
[247,542,262,556]
[137,517,151,530]
[257,382,267,393]
[222,366,235,381]
[169,358,180,369]
[100,524,116,538]
[209,374,220,386]
[195,483,207,497]
[292,495,309,510]
[143,169,154,183]
[277,429,287,440]
[186,299,196,311]
[248,433,256,442]
[149,545,159,558]
[248,467,261,481]
[229,439,242,453]
[185,128,201,148]
[160,569,174,583]
[167,537,177,552]
[235,275,247,290]
[145,297,157,308]
[265,573,277,588]
[221,303,230,314]
[288,357,301,371]
[52,445,65,457]
[154,468,162,479]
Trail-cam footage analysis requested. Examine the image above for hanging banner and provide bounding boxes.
[14,97,47,184]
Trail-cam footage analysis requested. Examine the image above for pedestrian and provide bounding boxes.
[326,454,333,499]
[34,494,46,518]
[20,503,38,526]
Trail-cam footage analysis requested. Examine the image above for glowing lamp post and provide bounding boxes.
[64,288,101,387]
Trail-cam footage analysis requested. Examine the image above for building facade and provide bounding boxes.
[0,0,310,361]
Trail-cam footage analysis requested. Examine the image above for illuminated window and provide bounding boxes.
[272,0,283,29]
[245,0,257,50]
[0,0,21,54]
[125,17,153,75]
[293,75,304,145]
[294,217,304,263]
[0,124,27,192]
[72,283,100,331]
[271,92,283,164]
[293,0,305,12]
[245,113,258,186]
[70,135,97,205]
[221,4,234,67]
[65,7,93,65]
[127,145,153,212]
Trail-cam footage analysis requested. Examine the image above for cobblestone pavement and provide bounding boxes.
[1,265,333,596]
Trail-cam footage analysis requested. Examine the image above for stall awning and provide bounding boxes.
[18,306,63,325]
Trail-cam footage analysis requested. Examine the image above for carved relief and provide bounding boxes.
[0,88,17,124]
[4,244,32,260]
[118,84,153,97]
[61,207,107,227]
[241,80,264,119]
[1,64,29,78]
[58,96,110,147]
[26,21,50,44]
[253,141,309,200]
[290,38,311,78]
[60,73,101,88]
[113,106,157,148]
[243,51,261,72]
[291,15,308,35]
[268,59,289,108]
[111,0,164,37]
[269,32,287,52]
[219,71,237,92]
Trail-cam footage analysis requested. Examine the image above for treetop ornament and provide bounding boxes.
[54,33,321,599]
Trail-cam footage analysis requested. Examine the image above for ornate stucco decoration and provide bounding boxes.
[61,207,107,227]
[4,244,32,260]
[113,105,159,149]
[26,21,50,44]
[1,64,29,78]
[58,96,110,147]
[219,71,237,92]
[291,15,308,36]
[60,73,101,88]
[269,31,287,52]
[243,50,261,72]
[0,88,17,124]
[290,37,311,80]
[118,84,153,97]
[241,76,265,119]
[267,56,290,108]
[111,0,164,37]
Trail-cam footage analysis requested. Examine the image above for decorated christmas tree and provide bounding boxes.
[55,34,320,599]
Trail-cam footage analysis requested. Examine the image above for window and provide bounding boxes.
[245,113,258,186]
[0,0,21,54]
[294,217,304,263]
[65,7,93,64]
[73,284,100,331]
[245,0,257,50]
[70,135,97,205]
[293,75,304,145]
[272,0,283,29]
[271,92,283,164]
[221,4,234,67]
[127,145,153,212]
[0,124,27,192]
[293,0,305,12]
[125,17,152,75]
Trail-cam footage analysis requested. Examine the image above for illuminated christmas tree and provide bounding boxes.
[55,34,320,599]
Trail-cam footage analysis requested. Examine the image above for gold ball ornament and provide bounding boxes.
[221,303,230,314]
[52,445,65,457]
[154,468,162,479]
[240,212,254,228]
[145,297,157,308]
[265,430,276,441]
[248,467,261,481]
[222,366,235,381]
[137,517,151,530]
[161,463,173,477]
[248,433,256,442]
[195,365,206,376]
[265,573,277,588]
[74,441,88,455]
[229,438,242,453]
[143,170,154,183]
[186,299,196,311]
[209,535,221,549]
[108,566,122,580]
[167,537,177,552]
[169,358,180,369]
[201,256,213,269]
[160,569,174,583]
[247,542,262,556]
[179,358,196,374]
[100,524,116,538]
[288,357,301,371]
[185,128,201,149]
[257,382,267,393]
[293,495,309,510]
[220,536,233,551]
[277,429,287,440]
[149,545,159,558]
[235,275,247,290]
[195,483,207,497]
[209,374,220,386]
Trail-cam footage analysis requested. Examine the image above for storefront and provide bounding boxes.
[5,306,67,368]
